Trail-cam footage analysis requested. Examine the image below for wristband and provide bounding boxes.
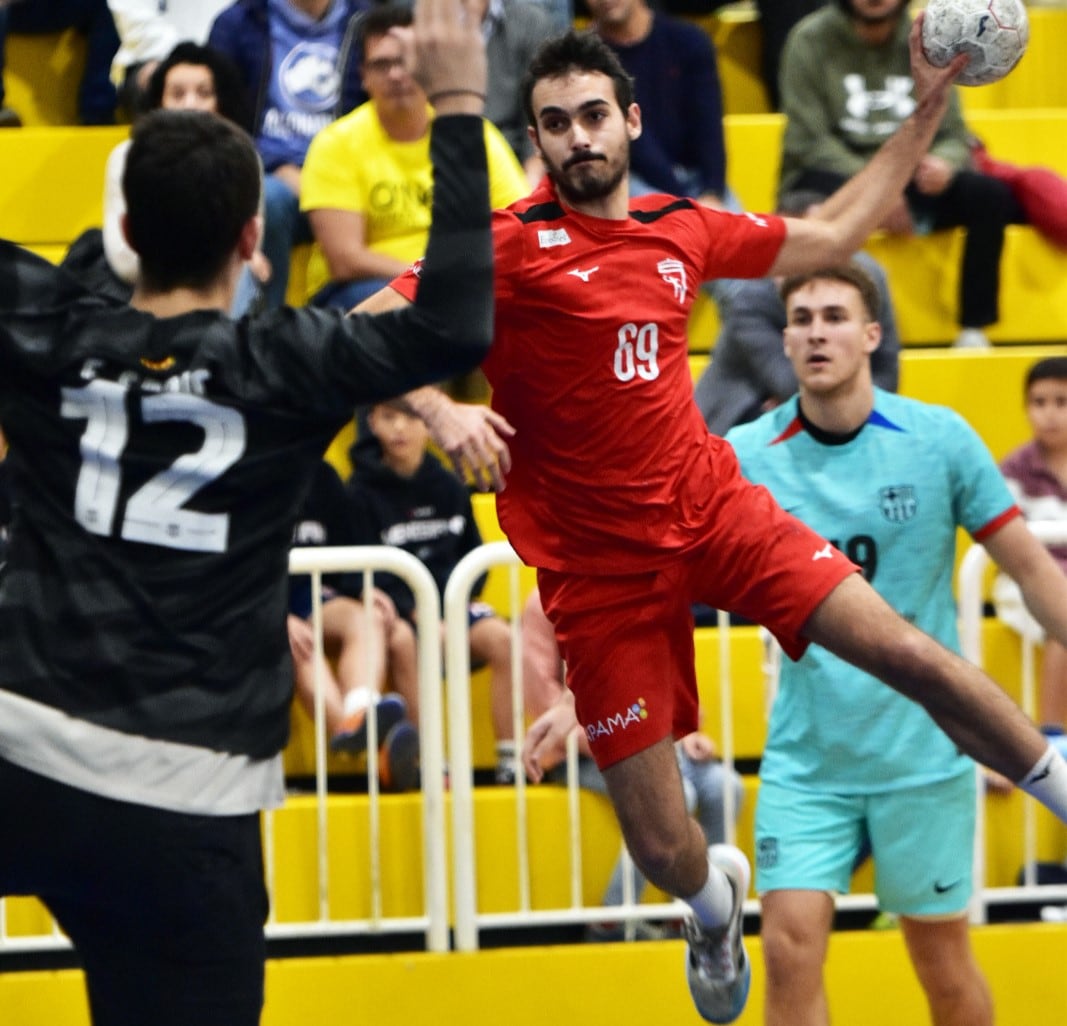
[428,89,487,106]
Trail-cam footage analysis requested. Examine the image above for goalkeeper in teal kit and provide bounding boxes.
[727,263,1067,1026]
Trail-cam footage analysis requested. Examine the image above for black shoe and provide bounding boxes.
[379,721,420,793]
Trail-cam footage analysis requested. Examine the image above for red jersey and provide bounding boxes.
[394,180,786,573]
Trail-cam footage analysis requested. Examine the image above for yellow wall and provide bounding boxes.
[6,923,1067,1026]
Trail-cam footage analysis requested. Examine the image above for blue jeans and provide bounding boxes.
[262,173,312,309]
[311,275,391,312]
[7,0,120,123]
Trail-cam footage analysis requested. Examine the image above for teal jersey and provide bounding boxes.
[726,390,1018,793]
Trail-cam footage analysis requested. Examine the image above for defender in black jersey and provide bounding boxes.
[0,3,493,1023]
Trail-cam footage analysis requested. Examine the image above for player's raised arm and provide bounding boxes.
[770,14,969,274]
[346,0,494,386]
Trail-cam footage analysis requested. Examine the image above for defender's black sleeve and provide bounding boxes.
[237,114,495,414]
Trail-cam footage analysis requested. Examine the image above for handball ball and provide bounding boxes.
[921,0,1029,86]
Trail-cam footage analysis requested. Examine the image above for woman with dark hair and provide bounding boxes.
[140,40,252,132]
[98,41,267,312]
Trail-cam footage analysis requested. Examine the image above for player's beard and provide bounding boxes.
[543,141,630,205]
[840,0,907,26]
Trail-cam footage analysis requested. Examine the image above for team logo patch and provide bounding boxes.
[278,41,341,112]
[657,258,687,303]
[880,484,917,523]
[139,355,177,371]
[538,228,571,248]
[756,837,778,870]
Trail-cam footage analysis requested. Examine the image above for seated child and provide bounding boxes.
[348,401,520,785]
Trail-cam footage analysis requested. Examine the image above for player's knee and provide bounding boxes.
[761,917,824,990]
[622,826,689,889]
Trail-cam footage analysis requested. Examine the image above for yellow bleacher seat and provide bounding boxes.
[700,109,1067,349]
[959,8,1067,112]
[689,345,1047,460]
[4,29,86,127]
[0,126,126,250]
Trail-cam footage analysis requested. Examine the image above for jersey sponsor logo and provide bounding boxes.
[812,542,833,561]
[567,266,599,282]
[657,258,687,303]
[538,228,571,248]
[293,519,329,545]
[879,484,917,523]
[411,258,424,279]
[743,212,769,229]
[586,697,648,744]
[381,515,465,546]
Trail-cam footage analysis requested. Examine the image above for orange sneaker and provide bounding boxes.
[330,694,407,756]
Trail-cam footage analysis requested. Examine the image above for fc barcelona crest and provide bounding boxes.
[880,484,917,523]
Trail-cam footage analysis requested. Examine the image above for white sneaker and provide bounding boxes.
[953,328,991,349]
[682,844,751,1024]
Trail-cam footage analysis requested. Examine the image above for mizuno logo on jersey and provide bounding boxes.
[812,543,833,561]
[411,258,424,278]
[538,228,571,248]
[567,266,599,282]
[657,258,687,303]
[744,212,770,228]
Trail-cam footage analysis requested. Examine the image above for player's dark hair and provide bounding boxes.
[779,264,881,323]
[124,109,261,293]
[142,42,252,131]
[360,3,413,57]
[1025,357,1067,392]
[521,30,636,127]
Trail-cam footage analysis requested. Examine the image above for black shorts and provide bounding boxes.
[0,757,268,1026]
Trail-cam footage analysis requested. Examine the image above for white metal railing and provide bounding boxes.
[270,546,449,949]
[443,542,743,950]
[0,546,450,955]
[7,535,1067,955]
[959,523,1067,923]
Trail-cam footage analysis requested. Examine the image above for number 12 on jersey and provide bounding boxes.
[61,379,246,553]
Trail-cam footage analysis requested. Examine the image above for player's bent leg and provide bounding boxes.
[899,915,994,1026]
[760,889,835,1026]
[802,574,1045,782]
[603,739,750,1023]
[602,736,708,896]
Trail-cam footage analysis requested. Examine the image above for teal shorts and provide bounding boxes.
[754,771,976,917]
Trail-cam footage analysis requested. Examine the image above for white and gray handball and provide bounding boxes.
[921,0,1029,86]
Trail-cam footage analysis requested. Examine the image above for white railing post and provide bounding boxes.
[443,540,523,951]
[288,545,450,951]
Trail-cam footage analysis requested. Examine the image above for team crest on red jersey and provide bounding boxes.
[657,258,688,303]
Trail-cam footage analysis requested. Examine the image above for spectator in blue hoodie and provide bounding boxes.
[208,0,370,307]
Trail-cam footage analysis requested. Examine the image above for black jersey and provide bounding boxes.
[0,115,492,814]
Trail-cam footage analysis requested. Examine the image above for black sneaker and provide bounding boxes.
[330,693,407,757]
[379,720,420,793]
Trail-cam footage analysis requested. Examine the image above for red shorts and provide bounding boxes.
[537,452,856,770]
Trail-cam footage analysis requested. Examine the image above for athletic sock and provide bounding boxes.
[1018,743,1067,822]
[342,686,374,719]
[682,850,733,929]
